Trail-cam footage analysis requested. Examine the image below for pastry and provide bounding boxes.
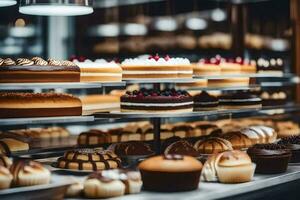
[161,136,182,152]
[120,89,193,113]
[261,91,287,106]
[193,58,221,76]
[84,172,125,198]
[171,122,194,138]
[201,150,255,183]
[194,137,233,154]
[74,59,122,82]
[10,160,51,186]
[121,55,192,79]
[247,143,291,174]
[57,149,121,171]
[164,140,200,157]
[0,92,82,118]
[109,141,154,156]
[241,126,277,144]
[65,181,84,197]
[0,154,12,168]
[208,77,250,88]
[275,121,300,138]
[278,135,300,163]
[219,91,262,109]
[192,122,220,136]
[193,91,219,111]
[77,130,112,146]
[80,94,120,115]
[222,131,253,150]
[0,165,13,189]
[119,170,142,194]
[139,155,203,192]
[8,127,70,139]
[0,57,80,83]
[0,138,29,155]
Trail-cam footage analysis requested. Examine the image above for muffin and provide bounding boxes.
[202,150,255,183]
[194,137,233,154]
[278,135,300,163]
[139,154,202,192]
[247,144,291,174]
[10,160,51,186]
[84,172,125,198]
[0,165,13,189]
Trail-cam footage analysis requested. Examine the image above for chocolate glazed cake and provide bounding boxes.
[0,57,80,83]
[121,89,193,113]
[0,92,82,118]
[193,91,219,111]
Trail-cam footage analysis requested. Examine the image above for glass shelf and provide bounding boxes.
[193,73,297,80]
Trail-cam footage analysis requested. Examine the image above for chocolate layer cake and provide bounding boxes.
[219,91,262,109]
[0,57,80,83]
[121,89,193,113]
[0,92,82,118]
[193,91,218,111]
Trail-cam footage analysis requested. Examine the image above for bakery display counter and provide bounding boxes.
[0,116,94,126]
[182,84,261,91]
[64,165,300,200]
[0,82,126,91]
[194,73,297,79]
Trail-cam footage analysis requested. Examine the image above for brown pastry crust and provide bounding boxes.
[78,130,112,146]
[194,137,233,154]
[222,131,253,150]
[0,138,29,155]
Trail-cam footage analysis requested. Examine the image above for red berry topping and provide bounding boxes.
[164,55,171,61]
[154,54,160,61]
[148,55,153,60]
[79,56,86,62]
[137,93,143,97]
[151,92,158,96]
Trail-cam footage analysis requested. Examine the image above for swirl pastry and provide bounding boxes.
[32,57,48,65]
[2,58,16,66]
[47,58,61,66]
[194,137,233,154]
[0,58,4,66]
[16,58,34,66]
[10,160,51,186]
[57,149,121,171]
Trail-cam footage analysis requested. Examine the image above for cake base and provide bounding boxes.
[120,108,193,113]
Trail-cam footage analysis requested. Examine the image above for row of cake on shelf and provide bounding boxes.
[0,55,285,83]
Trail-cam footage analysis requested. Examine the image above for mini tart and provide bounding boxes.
[0,165,13,189]
[57,149,121,171]
[120,89,193,113]
[138,155,203,192]
[278,135,300,163]
[193,59,221,76]
[0,154,12,168]
[208,77,250,88]
[84,172,125,198]
[10,160,51,186]
[219,92,262,109]
[247,144,291,174]
[193,91,219,111]
[194,137,233,154]
[222,131,253,150]
[164,140,200,157]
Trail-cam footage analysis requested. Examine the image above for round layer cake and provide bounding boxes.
[57,149,121,171]
[193,58,221,76]
[121,55,192,79]
[120,89,193,113]
[193,91,219,111]
[219,92,262,109]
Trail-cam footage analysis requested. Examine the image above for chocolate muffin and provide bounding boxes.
[247,143,291,174]
[278,135,300,163]
[193,91,219,111]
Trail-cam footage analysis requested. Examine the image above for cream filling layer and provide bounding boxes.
[80,73,122,76]
[121,102,193,107]
[122,71,192,74]
[83,103,120,110]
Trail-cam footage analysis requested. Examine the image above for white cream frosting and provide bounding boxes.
[74,59,120,68]
[122,71,192,74]
[121,57,191,66]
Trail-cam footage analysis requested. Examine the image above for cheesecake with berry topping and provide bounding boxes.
[121,55,192,79]
[120,89,193,113]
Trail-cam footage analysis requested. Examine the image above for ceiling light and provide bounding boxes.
[154,17,178,32]
[186,17,207,30]
[19,0,93,16]
[123,23,147,36]
[0,0,16,7]
[211,9,226,22]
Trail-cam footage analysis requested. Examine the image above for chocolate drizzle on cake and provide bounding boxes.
[3,58,16,66]
[0,58,4,66]
[48,59,61,66]
[16,58,34,66]
[32,57,48,66]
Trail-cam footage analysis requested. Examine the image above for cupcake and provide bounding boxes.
[84,172,125,198]
[0,165,13,189]
[247,144,291,174]
[278,135,300,163]
[10,160,51,186]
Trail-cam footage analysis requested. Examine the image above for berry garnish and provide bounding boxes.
[154,54,160,61]
[79,56,86,62]
[133,90,138,95]
[164,55,171,61]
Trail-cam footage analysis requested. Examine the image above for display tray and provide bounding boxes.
[0,82,126,90]
[193,73,296,79]
[124,78,195,83]
[0,174,74,200]
[65,166,300,200]
[0,116,94,126]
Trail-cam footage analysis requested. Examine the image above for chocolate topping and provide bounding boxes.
[220,91,260,100]
[164,140,200,157]
[247,143,291,156]
[278,135,300,145]
[32,57,48,66]
[163,154,184,160]
[48,59,61,66]
[194,91,218,103]
[0,58,4,66]
[61,60,76,67]
[2,58,16,66]
[113,141,154,156]
[16,58,34,66]
[0,92,78,101]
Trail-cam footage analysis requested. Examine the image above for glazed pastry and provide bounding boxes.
[202,150,255,183]
[0,154,12,168]
[10,160,51,186]
[247,143,291,174]
[57,149,121,171]
[0,138,29,155]
[139,155,202,192]
[16,58,34,66]
[193,91,219,111]
[164,140,200,157]
[109,141,154,156]
[0,165,13,189]
[2,58,16,66]
[241,126,277,144]
[278,135,300,163]
[65,181,84,197]
[222,131,253,150]
[84,172,125,198]
[194,137,233,154]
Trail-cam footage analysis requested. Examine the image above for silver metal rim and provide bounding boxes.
[20,0,93,7]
